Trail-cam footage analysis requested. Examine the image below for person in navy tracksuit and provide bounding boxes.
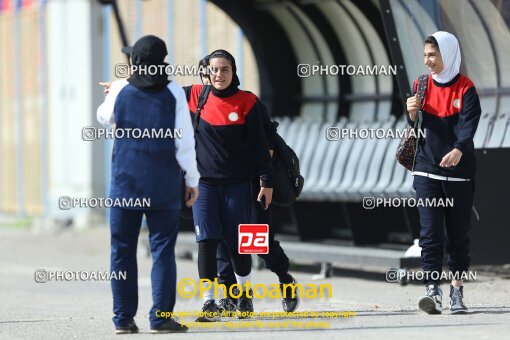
[195,55,299,314]
[406,32,481,315]
[184,49,273,321]
[97,35,199,334]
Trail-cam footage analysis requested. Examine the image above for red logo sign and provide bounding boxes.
[238,224,269,254]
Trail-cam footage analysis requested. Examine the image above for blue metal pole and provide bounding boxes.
[14,0,24,216]
[199,0,207,59]
[135,0,142,39]
[39,0,48,216]
[166,0,174,65]
[236,28,244,87]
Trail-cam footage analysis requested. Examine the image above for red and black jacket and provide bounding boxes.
[184,85,273,187]
[408,74,482,179]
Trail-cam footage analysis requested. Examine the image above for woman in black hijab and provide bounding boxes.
[184,49,273,321]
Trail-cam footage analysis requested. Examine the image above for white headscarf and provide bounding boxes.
[430,31,461,84]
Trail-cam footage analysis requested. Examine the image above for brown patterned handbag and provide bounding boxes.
[396,74,429,171]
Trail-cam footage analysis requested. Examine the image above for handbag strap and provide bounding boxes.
[411,74,429,170]
[414,74,428,130]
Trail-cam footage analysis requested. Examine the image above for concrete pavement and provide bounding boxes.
[1,226,509,339]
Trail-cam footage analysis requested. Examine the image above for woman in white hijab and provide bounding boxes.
[405,32,482,316]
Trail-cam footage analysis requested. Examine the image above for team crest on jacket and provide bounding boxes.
[453,99,460,109]
[228,112,239,122]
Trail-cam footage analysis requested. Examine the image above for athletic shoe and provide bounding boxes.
[195,300,221,322]
[236,290,254,319]
[218,297,237,316]
[150,318,188,334]
[418,284,443,314]
[280,277,300,312]
[218,285,239,316]
[449,285,468,314]
[115,320,139,334]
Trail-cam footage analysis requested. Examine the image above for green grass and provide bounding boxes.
[0,217,32,229]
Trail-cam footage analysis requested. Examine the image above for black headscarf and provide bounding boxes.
[122,35,170,92]
[208,49,240,98]
[198,54,210,85]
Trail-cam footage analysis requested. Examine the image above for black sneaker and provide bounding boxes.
[418,284,443,314]
[115,320,139,335]
[450,285,468,314]
[236,290,254,319]
[150,318,188,334]
[280,277,300,312]
[218,297,237,317]
[195,300,221,322]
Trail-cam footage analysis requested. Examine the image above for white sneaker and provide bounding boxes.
[418,284,443,314]
[404,239,422,257]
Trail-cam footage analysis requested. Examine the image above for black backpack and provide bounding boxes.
[192,85,304,206]
[271,127,305,206]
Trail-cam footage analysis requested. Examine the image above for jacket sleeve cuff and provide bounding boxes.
[260,175,273,188]
[454,142,465,154]
[184,174,200,188]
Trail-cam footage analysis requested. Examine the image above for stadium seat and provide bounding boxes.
[299,121,323,180]
[371,118,407,197]
[293,119,314,162]
[283,117,303,152]
[486,112,509,148]
[473,112,493,148]
[397,170,415,198]
[358,117,397,198]
[384,146,409,198]
[503,114,510,148]
[302,120,346,199]
[495,96,510,147]
[474,96,498,148]
[290,107,502,203]
[319,121,358,200]
[344,118,395,200]
[331,120,381,201]
[349,102,377,123]
[304,118,348,200]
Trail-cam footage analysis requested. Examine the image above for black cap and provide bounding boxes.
[122,35,168,65]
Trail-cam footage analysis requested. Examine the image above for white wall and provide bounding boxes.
[46,0,94,222]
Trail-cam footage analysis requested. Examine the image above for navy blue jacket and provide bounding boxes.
[110,84,182,209]
[409,74,482,179]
